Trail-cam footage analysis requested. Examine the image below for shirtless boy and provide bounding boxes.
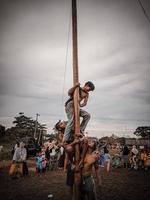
[63,81,95,142]
[80,138,101,200]
[55,120,67,143]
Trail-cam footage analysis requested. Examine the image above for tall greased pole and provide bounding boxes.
[72,0,81,199]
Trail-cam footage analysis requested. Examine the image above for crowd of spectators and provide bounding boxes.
[98,143,150,171]
[9,136,150,179]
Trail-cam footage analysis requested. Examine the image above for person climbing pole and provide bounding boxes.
[63,81,95,143]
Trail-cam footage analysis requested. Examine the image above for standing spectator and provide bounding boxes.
[21,143,28,176]
[98,145,105,167]
[0,146,3,165]
[122,145,130,168]
[131,145,139,170]
[112,154,122,168]
[9,142,27,178]
[41,150,46,172]
[36,151,43,173]
[58,146,65,169]
[49,139,59,169]
[104,146,111,172]
[45,146,50,170]
[11,141,19,156]
[139,149,147,169]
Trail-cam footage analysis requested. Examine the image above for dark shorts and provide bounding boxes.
[66,163,74,187]
[81,176,94,192]
[22,161,28,176]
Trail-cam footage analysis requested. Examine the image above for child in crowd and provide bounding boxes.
[98,147,105,167]
[41,149,46,172]
[122,145,130,168]
[36,152,46,173]
[112,154,122,168]
[139,149,147,169]
[35,151,43,173]
[131,145,139,170]
[104,146,111,172]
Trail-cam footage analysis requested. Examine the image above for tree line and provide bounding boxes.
[0,112,47,139]
[0,113,150,139]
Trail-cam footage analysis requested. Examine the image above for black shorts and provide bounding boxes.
[81,176,94,192]
[66,163,74,187]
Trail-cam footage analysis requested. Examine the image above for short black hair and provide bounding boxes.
[55,120,61,131]
[85,81,95,91]
[93,140,97,151]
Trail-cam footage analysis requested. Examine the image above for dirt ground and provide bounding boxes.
[0,159,150,200]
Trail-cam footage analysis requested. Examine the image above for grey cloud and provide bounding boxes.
[0,0,150,137]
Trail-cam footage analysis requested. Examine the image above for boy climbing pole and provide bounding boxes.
[63,81,95,143]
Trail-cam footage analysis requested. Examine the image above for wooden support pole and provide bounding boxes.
[72,0,80,161]
[72,0,80,132]
[72,0,81,199]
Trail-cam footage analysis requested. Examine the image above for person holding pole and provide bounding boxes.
[80,138,101,200]
[63,81,95,143]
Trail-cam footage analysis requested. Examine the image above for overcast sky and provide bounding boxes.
[0,0,150,137]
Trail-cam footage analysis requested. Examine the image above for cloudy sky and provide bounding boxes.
[0,0,150,137]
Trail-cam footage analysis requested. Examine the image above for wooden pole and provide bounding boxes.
[72,0,80,134]
[72,0,81,199]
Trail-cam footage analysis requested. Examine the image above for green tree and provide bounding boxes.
[0,124,5,137]
[134,126,150,138]
[11,112,47,138]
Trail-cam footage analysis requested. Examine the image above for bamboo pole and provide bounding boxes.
[72,0,81,199]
